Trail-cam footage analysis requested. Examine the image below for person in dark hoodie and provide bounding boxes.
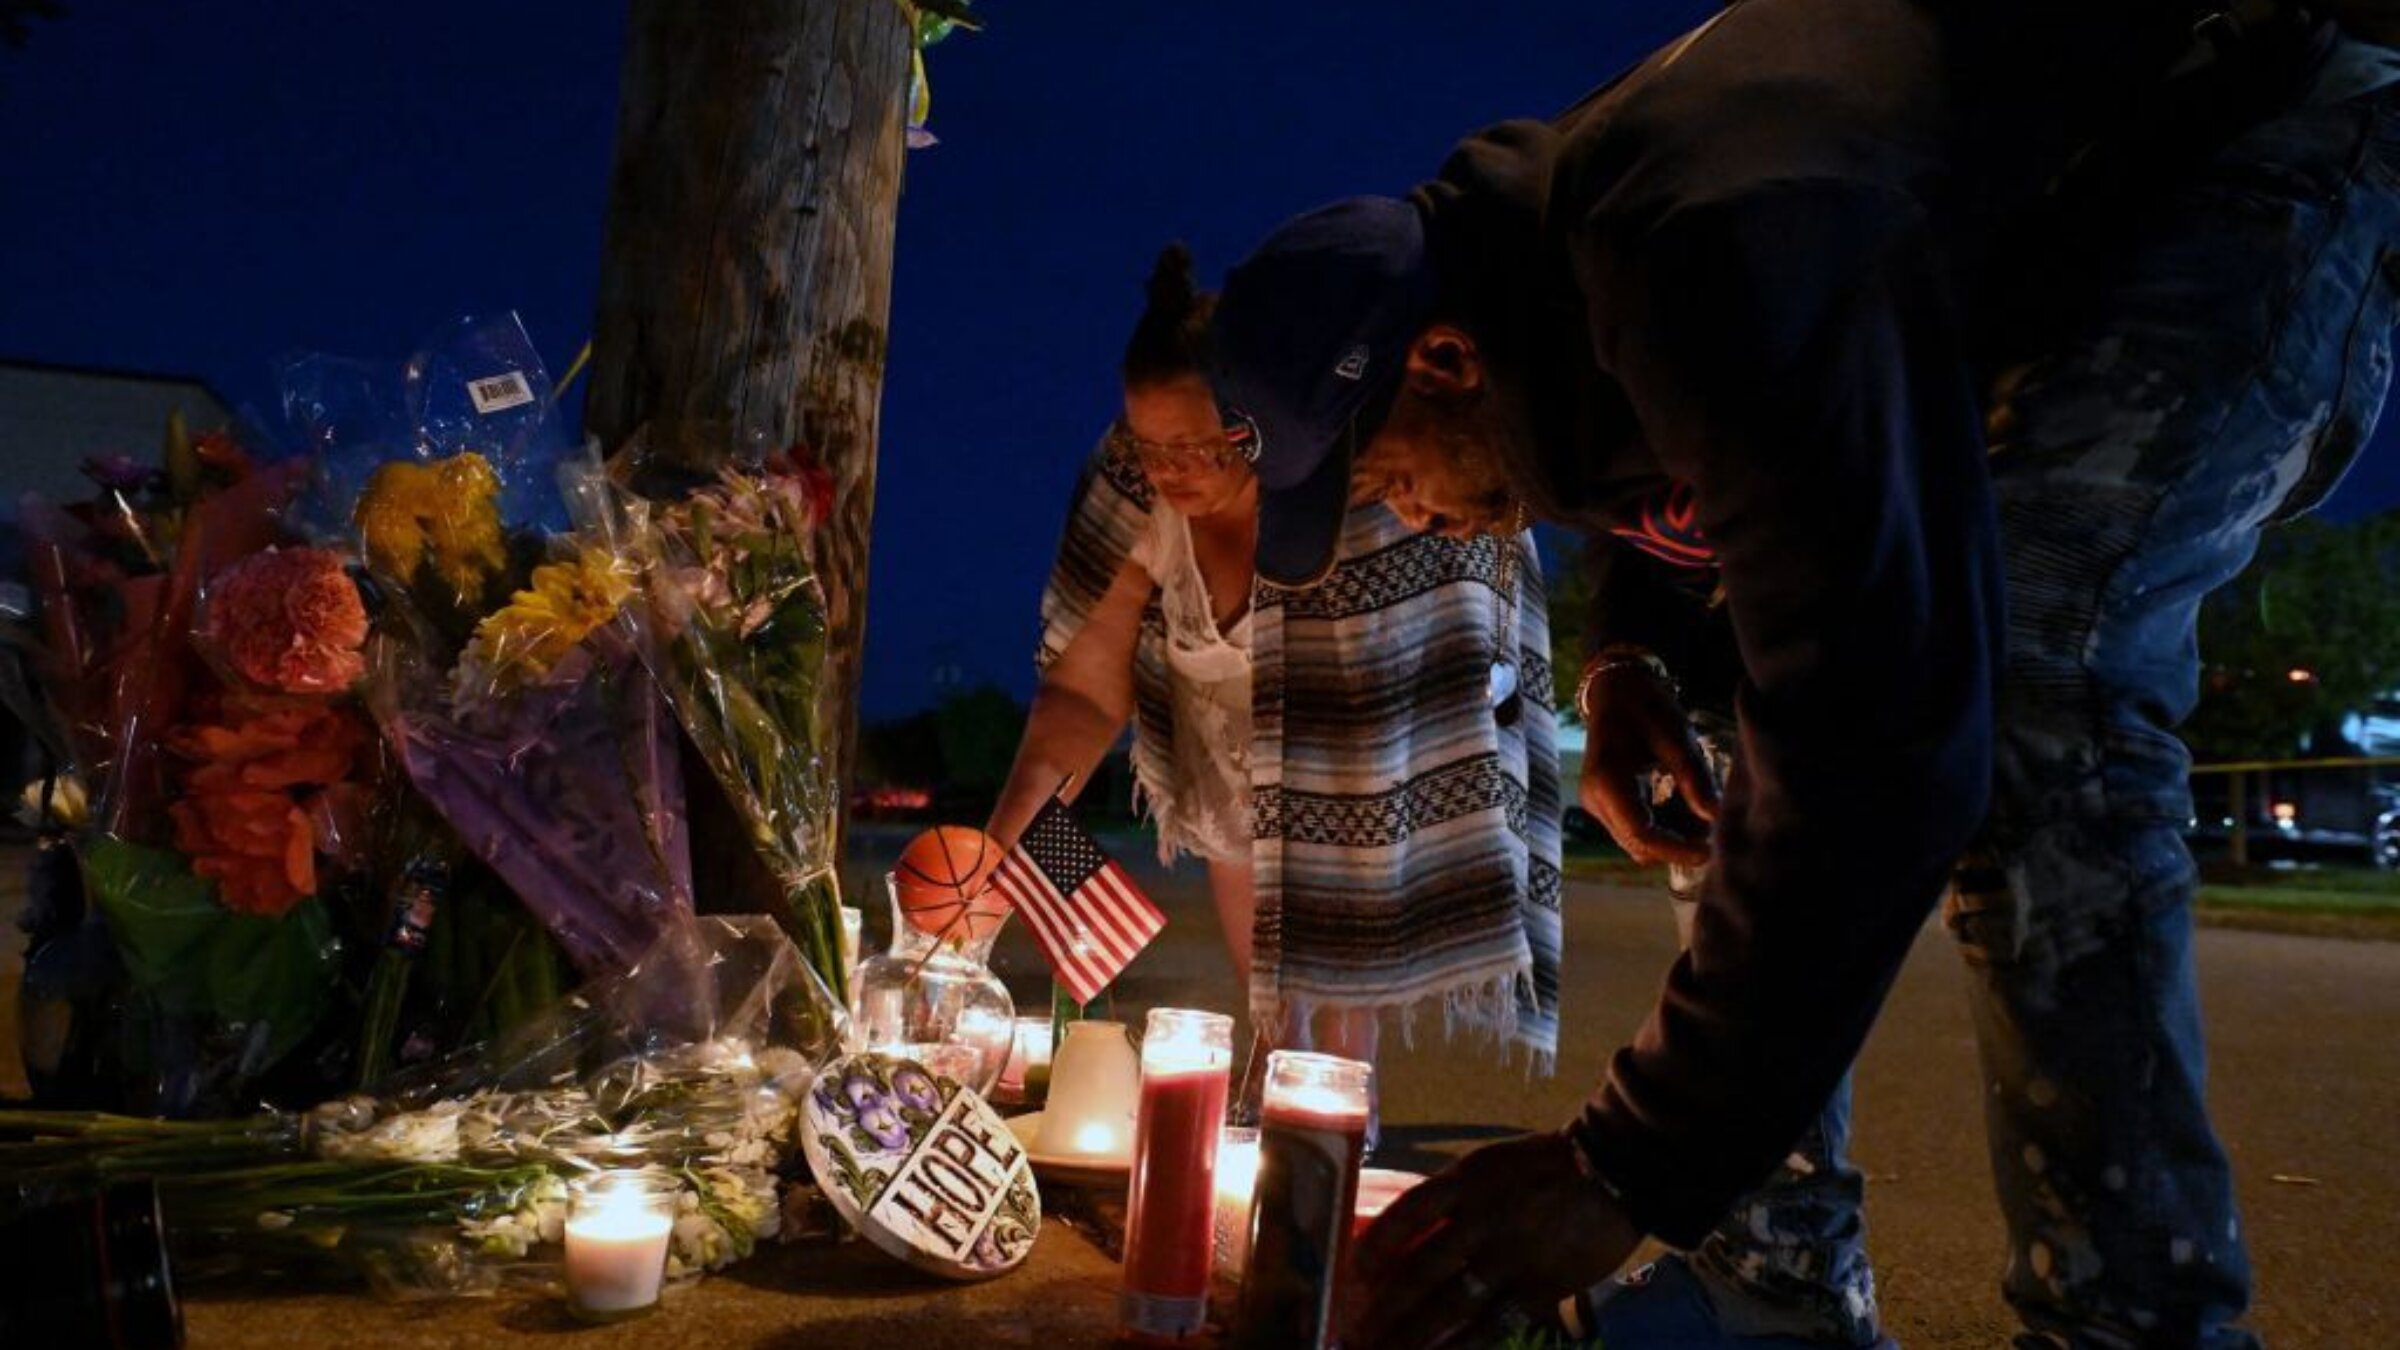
[1208,2,2400,1347]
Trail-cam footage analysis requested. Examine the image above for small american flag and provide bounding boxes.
[991,796,1165,1005]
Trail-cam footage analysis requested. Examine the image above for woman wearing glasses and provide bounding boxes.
[987,246,1563,1118]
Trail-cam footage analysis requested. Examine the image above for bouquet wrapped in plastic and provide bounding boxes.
[591,441,850,1006]
[292,316,710,1074]
[0,917,846,1299]
[14,418,365,1115]
[16,417,309,837]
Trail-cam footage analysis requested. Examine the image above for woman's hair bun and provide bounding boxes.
[1144,243,1199,321]
[1123,242,1216,386]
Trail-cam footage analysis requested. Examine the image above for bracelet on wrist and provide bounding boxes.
[1574,645,1676,722]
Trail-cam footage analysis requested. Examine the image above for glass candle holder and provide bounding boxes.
[869,1040,987,1085]
[1211,1126,1262,1282]
[1040,1020,1140,1164]
[839,905,864,1002]
[852,874,1016,1093]
[1231,1052,1372,1350]
[0,1180,181,1350]
[994,1014,1057,1107]
[563,1171,677,1321]
[1120,1009,1234,1341]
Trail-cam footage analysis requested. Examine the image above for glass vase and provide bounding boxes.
[852,873,1016,1094]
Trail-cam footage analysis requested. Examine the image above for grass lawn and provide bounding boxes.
[1558,843,1657,884]
[2194,863,2400,928]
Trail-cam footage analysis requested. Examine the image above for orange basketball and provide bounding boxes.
[894,825,1009,940]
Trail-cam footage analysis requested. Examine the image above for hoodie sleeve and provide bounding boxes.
[1561,179,2005,1247]
[1578,535,1730,698]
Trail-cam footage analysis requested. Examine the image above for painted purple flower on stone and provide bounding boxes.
[970,1230,1004,1270]
[891,1063,939,1115]
[842,1069,883,1115]
[858,1095,909,1151]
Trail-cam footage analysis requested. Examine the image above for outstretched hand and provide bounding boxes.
[1341,1132,1643,1350]
[1578,660,1717,867]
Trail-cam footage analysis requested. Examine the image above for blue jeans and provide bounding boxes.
[1668,831,1882,1344]
[1666,76,2400,1350]
[1949,82,2400,1349]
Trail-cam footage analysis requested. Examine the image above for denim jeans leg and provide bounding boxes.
[1956,88,2400,1350]
[1664,731,1882,1345]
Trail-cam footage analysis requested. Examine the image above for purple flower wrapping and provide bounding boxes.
[376,635,696,980]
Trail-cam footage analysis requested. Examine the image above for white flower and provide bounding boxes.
[667,1210,732,1277]
[660,1167,781,1277]
[461,1212,536,1259]
[307,1094,378,1137]
[17,774,88,829]
[315,1099,465,1163]
[754,1046,811,1091]
[456,1173,572,1258]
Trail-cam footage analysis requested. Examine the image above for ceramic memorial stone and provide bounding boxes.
[801,1051,1041,1280]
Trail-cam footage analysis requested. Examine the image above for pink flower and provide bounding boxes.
[764,445,837,528]
[202,548,370,695]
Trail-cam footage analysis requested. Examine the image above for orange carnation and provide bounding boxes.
[202,548,370,695]
[168,701,368,916]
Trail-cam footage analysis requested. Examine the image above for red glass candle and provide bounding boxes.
[1232,1051,1372,1350]
[1119,1008,1234,1342]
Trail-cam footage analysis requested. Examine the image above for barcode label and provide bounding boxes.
[467,371,535,414]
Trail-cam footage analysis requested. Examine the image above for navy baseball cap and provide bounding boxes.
[1211,197,1439,587]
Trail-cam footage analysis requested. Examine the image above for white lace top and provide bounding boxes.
[1126,503,1253,865]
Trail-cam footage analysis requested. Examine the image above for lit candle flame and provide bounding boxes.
[1216,1129,1261,1202]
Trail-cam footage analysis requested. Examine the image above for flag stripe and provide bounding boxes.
[1010,870,1136,1002]
[1072,869,1144,962]
[1092,869,1163,952]
[993,860,1118,1003]
[990,796,1166,1005]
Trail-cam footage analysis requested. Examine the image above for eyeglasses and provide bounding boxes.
[1107,422,1252,477]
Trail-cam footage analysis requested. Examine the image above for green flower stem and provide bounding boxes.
[356,947,413,1089]
[161,1161,555,1234]
[635,471,846,1002]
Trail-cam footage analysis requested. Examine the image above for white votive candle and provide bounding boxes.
[564,1171,676,1321]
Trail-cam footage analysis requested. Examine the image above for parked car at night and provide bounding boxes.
[2187,770,2400,868]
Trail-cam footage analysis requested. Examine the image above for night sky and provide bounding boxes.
[4,1,2397,720]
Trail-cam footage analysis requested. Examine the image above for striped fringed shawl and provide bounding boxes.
[1037,440,1562,1070]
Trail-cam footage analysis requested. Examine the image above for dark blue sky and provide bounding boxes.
[5,2,2397,719]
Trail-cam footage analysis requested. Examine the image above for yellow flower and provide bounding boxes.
[354,454,508,603]
[455,548,636,696]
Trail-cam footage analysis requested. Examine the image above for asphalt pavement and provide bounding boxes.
[1029,849,2400,1349]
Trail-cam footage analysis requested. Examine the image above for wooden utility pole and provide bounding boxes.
[585,0,912,893]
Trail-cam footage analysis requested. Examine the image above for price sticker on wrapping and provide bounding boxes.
[467,370,535,415]
[800,1052,1040,1280]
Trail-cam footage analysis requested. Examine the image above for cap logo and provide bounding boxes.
[1334,345,1370,381]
